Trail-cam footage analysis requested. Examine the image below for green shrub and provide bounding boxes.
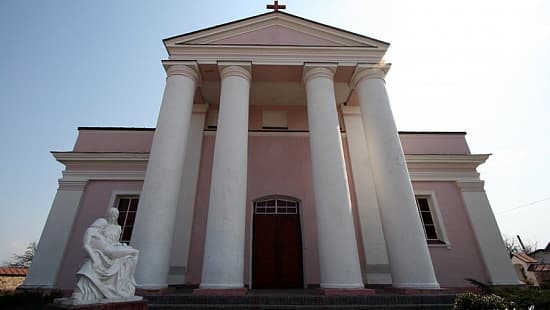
[0,291,63,309]
[453,292,516,310]
[496,287,550,309]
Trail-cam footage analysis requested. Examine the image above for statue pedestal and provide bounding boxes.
[49,298,148,309]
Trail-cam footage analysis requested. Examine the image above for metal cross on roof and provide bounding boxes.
[267,1,286,11]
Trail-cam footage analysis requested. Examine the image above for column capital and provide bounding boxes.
[218,62,252,80]
[193,104,209,114]
[457,180,486,192]
[162,61,200,83]
[340,105,361,116]
[350,63,391,89]
[302,63,337,83]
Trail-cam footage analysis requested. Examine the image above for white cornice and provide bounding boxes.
[61,170,145,182]
[53,152,488,183]
[405,154,490,169]
[166,45,386,65]
[52,152,149,164]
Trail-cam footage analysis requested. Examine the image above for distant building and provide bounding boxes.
[512,252,550,286]
[0,267,28,292]
[22,10,519,293]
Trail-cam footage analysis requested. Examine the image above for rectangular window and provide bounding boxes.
[115,196,139,244]
[415,196,444,244]
[207,110,218,129]
[262,110,288,129]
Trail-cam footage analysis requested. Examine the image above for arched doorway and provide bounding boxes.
[252,196,304,289]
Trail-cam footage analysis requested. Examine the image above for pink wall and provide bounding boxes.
[412,182,489,287]
[56,180,143,289]
[211,25,342,46]
[400,133,470,155]
[186,133,322,287]
[73,127,469,156]
[73,129,153,152]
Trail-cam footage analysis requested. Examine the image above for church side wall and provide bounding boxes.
[56,180,144,289]
[412,181,490,287]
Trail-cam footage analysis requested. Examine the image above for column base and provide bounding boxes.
[318,288,376,296]
[385,287,449,295]
[193,288,248,296]
[135,286,174,296]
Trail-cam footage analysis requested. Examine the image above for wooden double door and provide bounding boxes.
[252,198,304,289]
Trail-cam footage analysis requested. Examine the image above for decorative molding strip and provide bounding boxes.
[456,180,486,192]
[58,180,87,191]
[52,152,149,163]
[405,154,490,169]
[409,171,481,182]
[166,45,385,66]
[61,170,146,182]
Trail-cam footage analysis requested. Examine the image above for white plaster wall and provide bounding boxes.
[459,182,520,285]
[342,107,392,285]
[168,110,206,285]
[21,184,85,288]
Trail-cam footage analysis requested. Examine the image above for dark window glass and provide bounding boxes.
[116,196,139,243]
[415,197,440,242]
[425,225,438,240]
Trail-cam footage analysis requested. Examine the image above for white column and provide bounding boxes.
[457,181,520,285]
[21,181,86,289]
[132,62,200,289]
[341,106,392,285]
[168,104,208,285]
[200,63,251,289]
[303,64,364,289]
[351,64,439,289]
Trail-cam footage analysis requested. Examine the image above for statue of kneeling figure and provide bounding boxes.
[56,208,142,305]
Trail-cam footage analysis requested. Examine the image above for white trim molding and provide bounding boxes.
[414,190,452,249]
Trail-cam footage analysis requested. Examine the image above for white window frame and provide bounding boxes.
[108,191,141,244]
[414,190,451,249]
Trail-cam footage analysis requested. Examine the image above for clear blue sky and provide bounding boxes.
[1,0,549,263]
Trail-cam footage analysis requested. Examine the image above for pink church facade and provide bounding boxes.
[22,11,519,293]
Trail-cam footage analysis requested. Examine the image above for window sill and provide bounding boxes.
[428,242,452,249]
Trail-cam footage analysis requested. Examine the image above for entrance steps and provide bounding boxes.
[144,290,456,309]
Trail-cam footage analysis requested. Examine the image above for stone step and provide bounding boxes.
[145,294,456,306]
[149,304,453,310]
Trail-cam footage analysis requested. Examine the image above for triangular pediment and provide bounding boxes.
[164,11,389,49]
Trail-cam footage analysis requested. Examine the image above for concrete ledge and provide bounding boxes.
[192,288,248,296]
[318,288,376,296]
[385,287,450,295]
[47,299,148,309]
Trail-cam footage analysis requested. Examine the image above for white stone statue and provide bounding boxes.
[56,208,142,305]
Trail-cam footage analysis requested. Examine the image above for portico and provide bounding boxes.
[22,9,521,296]
[131,10,439,291]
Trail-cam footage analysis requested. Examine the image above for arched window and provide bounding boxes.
[254,197,298,214]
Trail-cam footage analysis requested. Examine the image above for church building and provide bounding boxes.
[22,8,519,293]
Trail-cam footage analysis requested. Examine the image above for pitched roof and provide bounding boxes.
[528,264,550,272]
[0,267,28,276]
[163,11,389,47]
[514,253,538,264]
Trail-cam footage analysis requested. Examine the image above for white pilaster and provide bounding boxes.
[168,104,208,285]
[457,181,520,285]
[21,181,86,289]
[351,64,439,289]
[200,63,251,289]
[303,64,364,289]
[341,106,392,285]
[132,62,200,289]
